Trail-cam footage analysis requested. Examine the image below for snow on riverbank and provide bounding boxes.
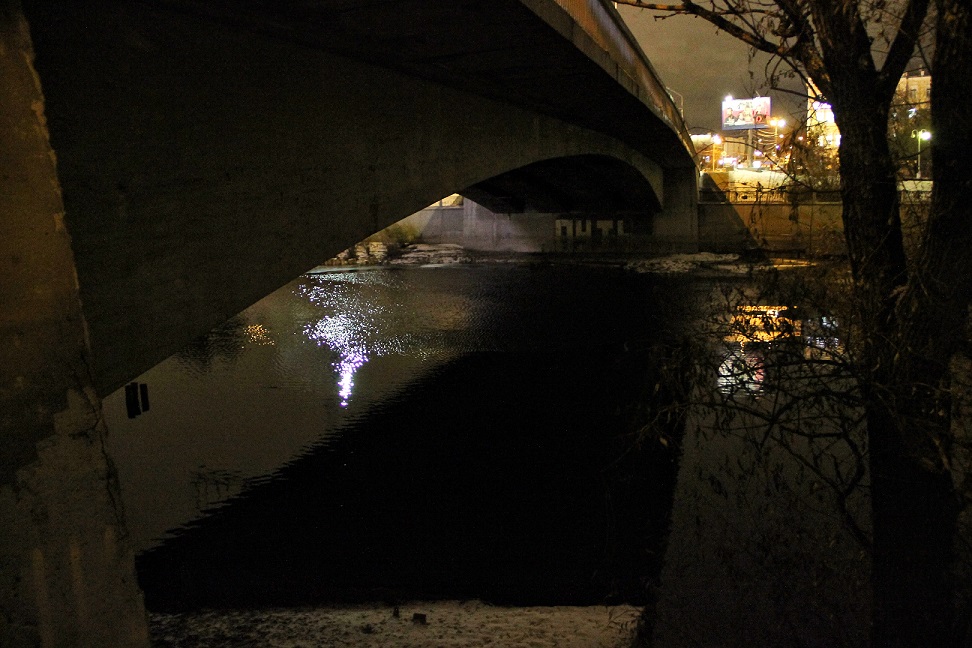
[314,245,814,276]
[389,243,472,266]
[625,252,815,275]
[625,253,744,274]
[150,601,640,648]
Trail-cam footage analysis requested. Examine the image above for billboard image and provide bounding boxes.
[722,96,771,130]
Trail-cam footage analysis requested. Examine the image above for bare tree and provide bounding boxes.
[617,0,971,644]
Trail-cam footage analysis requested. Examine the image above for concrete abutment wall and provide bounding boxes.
[0,5,149,645]
[655,166,700,253]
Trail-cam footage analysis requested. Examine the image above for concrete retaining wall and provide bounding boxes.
[404,201,686,254]
[1,6,149,644]
[699,202,846,256]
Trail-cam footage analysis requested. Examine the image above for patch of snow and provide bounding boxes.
[150,601,640,648]
[390,243,471,266]
[626,253,742,275]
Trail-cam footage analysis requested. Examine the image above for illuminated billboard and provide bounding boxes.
[721,97,771,130]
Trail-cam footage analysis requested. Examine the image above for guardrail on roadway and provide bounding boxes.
[552,0,693,154]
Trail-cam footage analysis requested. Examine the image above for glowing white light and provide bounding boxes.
[337,352,367,407]
[297,276,405,407]
[295,272,465,406]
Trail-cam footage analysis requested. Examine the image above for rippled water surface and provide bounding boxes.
[105,264,700,610]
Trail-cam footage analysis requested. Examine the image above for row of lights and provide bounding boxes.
[708,93,932,176]
[706,128,932,177]
[704,119,787,171]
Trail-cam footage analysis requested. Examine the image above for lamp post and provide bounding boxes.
[770,118,786,162]
[911,129,931,179]
[711,134,722,170]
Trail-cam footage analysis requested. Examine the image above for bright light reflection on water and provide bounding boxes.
[717,345,765,395]
[336,352,367,407]
[718,305,843,396]
[296,270,440,406]
[299,291,376,407]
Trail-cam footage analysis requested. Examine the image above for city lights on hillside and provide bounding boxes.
[702,113,792,170]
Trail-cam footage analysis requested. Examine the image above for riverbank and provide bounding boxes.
[150,601,640,647]
[141,251,826,647]
[311,243,811,276]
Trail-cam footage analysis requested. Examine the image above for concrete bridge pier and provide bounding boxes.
[1,6,149,646]
[654,166,700,252]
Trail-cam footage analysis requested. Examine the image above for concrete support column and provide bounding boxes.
[653,167,700,253]
[1,4,149,645]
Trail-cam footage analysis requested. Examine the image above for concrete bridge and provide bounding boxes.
[1,0,695,644]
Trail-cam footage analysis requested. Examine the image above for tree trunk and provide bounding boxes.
[832,91,908,338]
[832,78,964,645]
[873,1,972,645]
[868,406,959,647]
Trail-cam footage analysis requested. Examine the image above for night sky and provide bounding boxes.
[620,6,806,132]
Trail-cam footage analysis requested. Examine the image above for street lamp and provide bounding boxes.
[911,129,931,179]
[770,118,786,160]
[711,134,722,170]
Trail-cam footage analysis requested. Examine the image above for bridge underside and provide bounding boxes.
[21,0,696,397]
[2,1,697,645]
[463,155,662,214]
[102,0,693,165]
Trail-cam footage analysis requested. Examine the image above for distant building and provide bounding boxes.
[806,81,840,150]
[892,70,933,178]
[808,69,932,152]
[691,133,751,170]
[898,69,932,106]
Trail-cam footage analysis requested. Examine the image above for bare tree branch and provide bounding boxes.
[879,0,932,95]
[614,0,789,55]
[616,0,832,97]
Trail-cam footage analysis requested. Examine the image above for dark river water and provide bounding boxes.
[105,263,703,612]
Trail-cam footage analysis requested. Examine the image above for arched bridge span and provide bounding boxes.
[1,1,697,645]
[18,0,696,396]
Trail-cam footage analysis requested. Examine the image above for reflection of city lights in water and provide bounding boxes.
[718,346,765,396]
[244,324,275,346]
[297,275,412,408]
[304,314,363,350]
[804,316,842,354]
[719,306,845,396]
[727,305,800,343]
[295,270,473,405]
[336,352,367,408]
[303,314,372,407]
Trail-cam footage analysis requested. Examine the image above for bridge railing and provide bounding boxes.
[551,0,693,153]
